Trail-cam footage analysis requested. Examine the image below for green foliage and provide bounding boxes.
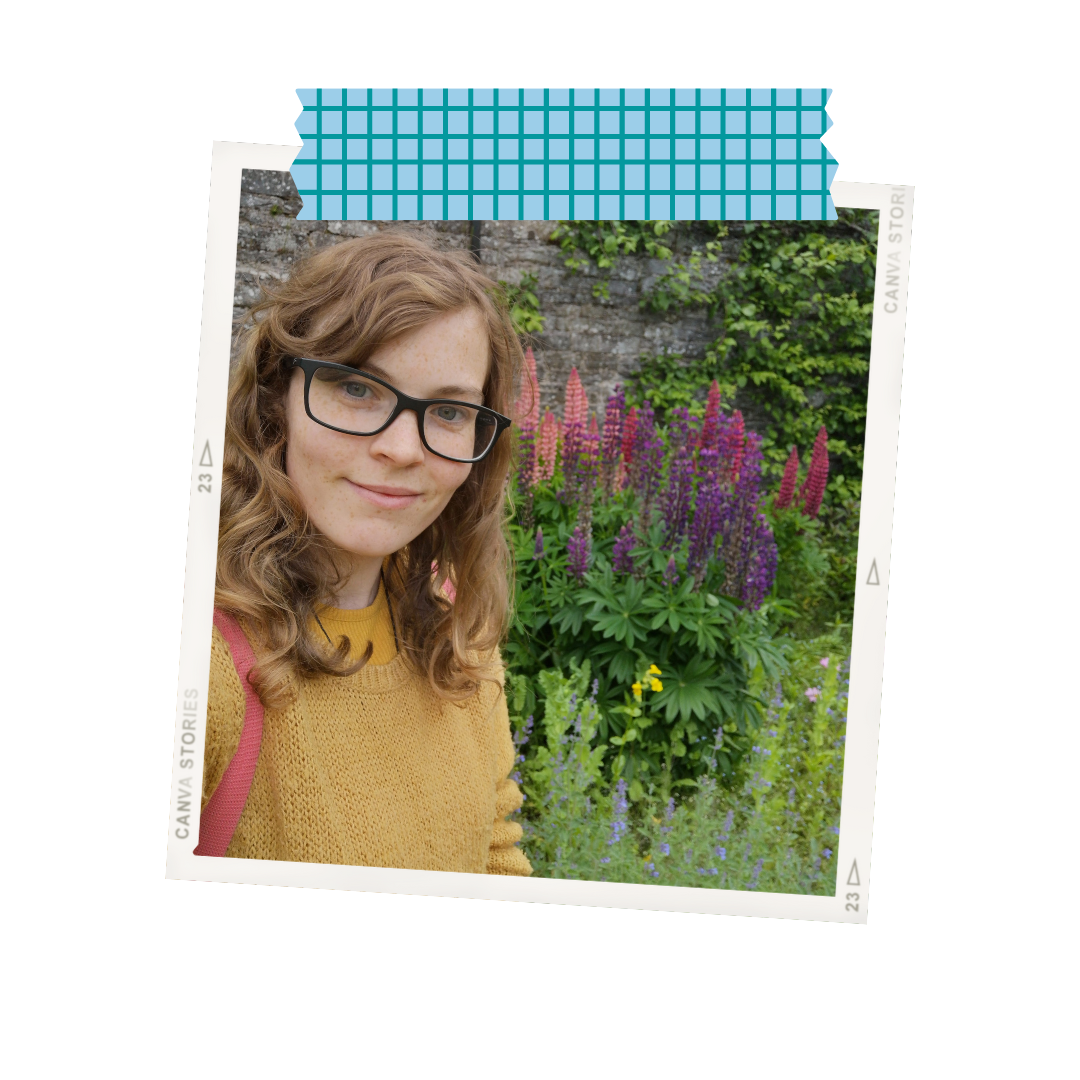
[510,634,849,894]
[506,473,786,795]
[549,220,677,300]
[497,271,546,335]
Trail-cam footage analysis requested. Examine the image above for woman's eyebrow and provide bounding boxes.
[362,362,485,402]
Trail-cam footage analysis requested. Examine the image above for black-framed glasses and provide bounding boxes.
[290,357,511,464]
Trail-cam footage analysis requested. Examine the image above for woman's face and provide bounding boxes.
[284,306,491,563]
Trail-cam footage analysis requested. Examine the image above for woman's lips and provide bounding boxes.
[347,480,422,509]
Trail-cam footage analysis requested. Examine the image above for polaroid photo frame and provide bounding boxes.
[166,132,912,923]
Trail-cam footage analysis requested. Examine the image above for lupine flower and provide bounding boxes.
[661,556,680,589]
[535,410,559,483]
[698,379,722,453]
[668,406,695,452]
[720,431,765,601]
[661,444,695,546]
[532,526,545,560]
[600,386,625,494]
[513,347,541,432]
[717,409,745,483]
[621,405,638,467]
[566,522,592,581]
[687,461,724,587]
[564,367,588,430]
[775,446,800,509]
[630,400,664,510]
[612,521,636,575]
[800,425,829,518]
[743,515,779,609]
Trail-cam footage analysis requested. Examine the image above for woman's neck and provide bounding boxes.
[330,557,384,610]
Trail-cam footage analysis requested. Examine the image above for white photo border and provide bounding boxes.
[165,143,913,924]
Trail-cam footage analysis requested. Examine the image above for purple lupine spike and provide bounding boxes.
[532,525,545,560]
[743,515,778,609]
[631,400,664,512]
[720,431,766,601]
[668,406,694,452]
[566,522,592,581]
[612,522,636,575]
[687,465,725,588]
[661,443,695,547]
[662,556,680,588]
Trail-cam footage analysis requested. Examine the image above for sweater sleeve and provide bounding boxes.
[202,626,246,811]
[484,652,533,877]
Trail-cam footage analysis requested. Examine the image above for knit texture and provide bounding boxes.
[202,579,532,875]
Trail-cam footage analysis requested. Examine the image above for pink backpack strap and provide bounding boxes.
[194,609,265,857]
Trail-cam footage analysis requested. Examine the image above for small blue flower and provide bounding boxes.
[658,843,671,856]
[599,857,610,864]
[831,825,840,835]
[714,846,726,860]
[823,848,833,859]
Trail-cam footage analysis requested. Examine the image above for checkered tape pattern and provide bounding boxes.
[292,89,837,221]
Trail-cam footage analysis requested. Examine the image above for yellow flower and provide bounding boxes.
[631,682,642,699]
[650,677,663,692]
[648,664,662,675]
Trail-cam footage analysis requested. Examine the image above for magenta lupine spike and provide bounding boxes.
[728,410,745,482]
[622,405,638,466]
[601,386,625,466]
[515,422,536,503]
[566,522,592,581]
[800,426,829,518]
[775,446,800,509]
[612,522,636,574]
[536,410,559,483]
[698,380,721,452]
[662,444,695,546]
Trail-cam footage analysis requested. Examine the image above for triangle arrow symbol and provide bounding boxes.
[846,859,861,887]
[199,440,213,468]
[866,559,880,586]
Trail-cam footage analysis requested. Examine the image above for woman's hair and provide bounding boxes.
[216,230,527,708]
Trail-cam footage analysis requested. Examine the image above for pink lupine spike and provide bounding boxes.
[775,446,800,509]
[564,367,588,430]
[514,346,541,430]
[800,426,829,518]
[536,409,559,482]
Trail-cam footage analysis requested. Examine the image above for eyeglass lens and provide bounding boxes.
[309,366,497,461]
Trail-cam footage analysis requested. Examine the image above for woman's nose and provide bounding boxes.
[367,408,426,464]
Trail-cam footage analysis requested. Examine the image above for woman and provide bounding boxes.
[199,231,532,875]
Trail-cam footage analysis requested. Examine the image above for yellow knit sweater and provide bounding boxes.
[202,579,532,876]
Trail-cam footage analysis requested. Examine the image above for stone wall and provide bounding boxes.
[235,169,733,418]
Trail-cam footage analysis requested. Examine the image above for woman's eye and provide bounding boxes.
[343,382,370,399]
[436,405,464,423]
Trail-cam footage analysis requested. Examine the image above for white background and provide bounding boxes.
[2,3,1073,1075]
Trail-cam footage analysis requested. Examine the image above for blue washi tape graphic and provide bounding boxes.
[292,89,836,222]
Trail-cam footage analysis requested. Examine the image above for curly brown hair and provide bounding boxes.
[215,230,527,708]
